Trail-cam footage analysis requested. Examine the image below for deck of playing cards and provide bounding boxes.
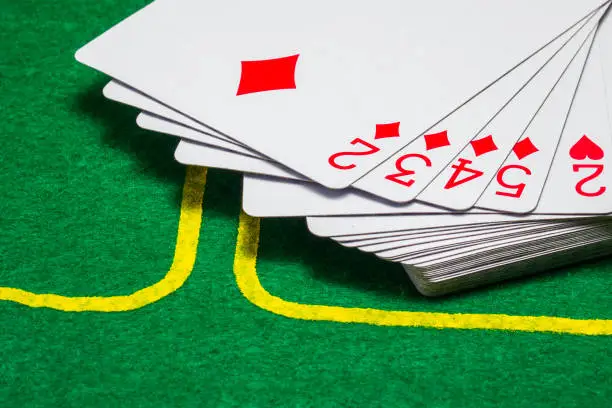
[76,0,612,296]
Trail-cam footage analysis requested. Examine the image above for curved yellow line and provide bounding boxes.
[233,211,612,336]
[6,162,610,335]
[0,166,207,312]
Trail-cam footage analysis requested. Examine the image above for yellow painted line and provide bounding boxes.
[4,163,611,335]
[0,166,207,312]
[233,211,612,336]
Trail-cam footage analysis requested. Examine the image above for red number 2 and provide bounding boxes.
[573,164,606,197]
[385,153,432,188]
[328,138,380,170]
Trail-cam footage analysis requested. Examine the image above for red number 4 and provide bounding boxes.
[444,158,483,189]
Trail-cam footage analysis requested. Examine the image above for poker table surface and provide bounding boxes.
[1,1,611,406]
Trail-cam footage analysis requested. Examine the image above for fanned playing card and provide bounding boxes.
[76,0,609,188]
[100,5,604,198]
[77,0,612,296]
[239,18,599,218]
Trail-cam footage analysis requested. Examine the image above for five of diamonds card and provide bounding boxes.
[77,0,612,296]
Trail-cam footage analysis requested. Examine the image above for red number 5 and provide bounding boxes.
[328,138,380,170]
[495,164,531,198]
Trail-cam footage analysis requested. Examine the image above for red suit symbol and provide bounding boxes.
[470,135,498,157]
[236,54,299,96]
[374,122,401,140]
[424,130,450,150]
[512,137,538,160]
[569,135,604,160]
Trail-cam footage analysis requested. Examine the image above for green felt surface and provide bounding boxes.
[1,0,612,406]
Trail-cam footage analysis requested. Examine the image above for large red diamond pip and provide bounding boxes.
[374,122,401,140]
[236,54,299,96]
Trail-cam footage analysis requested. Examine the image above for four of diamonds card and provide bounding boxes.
[77,0,612,295]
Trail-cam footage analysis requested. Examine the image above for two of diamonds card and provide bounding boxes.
[76,0,612,296]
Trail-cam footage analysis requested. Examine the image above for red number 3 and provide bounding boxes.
[385,153,432,188]
[328,138,380,170]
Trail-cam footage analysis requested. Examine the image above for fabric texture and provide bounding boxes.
[0,0,611,406]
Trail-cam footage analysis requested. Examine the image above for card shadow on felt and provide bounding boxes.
[74,79,185,203]
[256,217,425,300]
[75,79,245,219]
[256,217,612,302]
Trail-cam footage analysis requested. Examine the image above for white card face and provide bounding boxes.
[601,15,612,116]
[137,112,262,158]
[528,26,612,214]
[241,173,490,218]
[415,24,598,210]
[251,25,611,221]
[103,81,250,149]
[350,11,601,202]
[75,0,609,188]
[240,24,603,219]
[106,7,599,193]
[104,80,270,158]
[174,141,306,180]
[253,59,612,224]
[475,31,597,213]
[133,110,306,179]
[306,213,587,237]
[108,14,597,217]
